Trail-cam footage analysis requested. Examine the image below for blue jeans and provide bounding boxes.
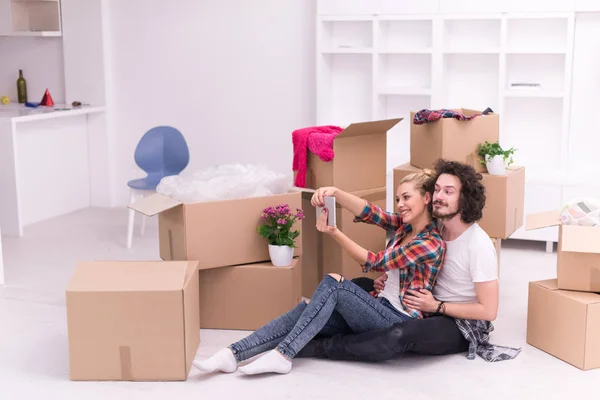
[229,275,412,361]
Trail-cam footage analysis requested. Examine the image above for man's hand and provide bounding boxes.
[316,209,337,234]
[311,186,337,207]
[404,289,439,313]
[373,273,387,294]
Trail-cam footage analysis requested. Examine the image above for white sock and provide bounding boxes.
[238,350,292,375]
[193,348,238,373]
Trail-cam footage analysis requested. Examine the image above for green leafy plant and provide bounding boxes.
[257,204,305,247]
[477,141,517,166]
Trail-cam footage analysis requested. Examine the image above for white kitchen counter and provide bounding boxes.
[0,104,107,244]
[0,103,105,122]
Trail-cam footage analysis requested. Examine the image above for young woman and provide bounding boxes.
[193,170,446,375]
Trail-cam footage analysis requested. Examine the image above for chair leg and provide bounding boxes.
[140,214,147,236]
[127,189,137,249]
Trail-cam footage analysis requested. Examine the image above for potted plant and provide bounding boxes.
[477,141,517,176]
[258,203,305,266]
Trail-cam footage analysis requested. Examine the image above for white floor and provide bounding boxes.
[0,208,598,400]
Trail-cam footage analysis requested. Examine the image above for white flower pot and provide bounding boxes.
[268,244,294,267]
[485,155,507,176]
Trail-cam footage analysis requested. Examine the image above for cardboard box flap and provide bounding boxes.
[338,118,403,139]
[184,261,199,284]
[67,261,189,292]
[525,210,560,230]
[561,225,600,254]
[534,279,559,291]
[533,279,600,304]
[128,194,183,216]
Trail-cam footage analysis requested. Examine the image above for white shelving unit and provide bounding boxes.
[0,0,62,37]
[316,4,600,246]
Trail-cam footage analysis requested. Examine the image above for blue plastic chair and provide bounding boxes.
[126,126,189,248]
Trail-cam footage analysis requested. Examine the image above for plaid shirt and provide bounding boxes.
[354,202,446,319]
[455,319,522,362]
[413,109,479,125]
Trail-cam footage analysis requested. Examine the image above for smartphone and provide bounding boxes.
[316,196,337,227]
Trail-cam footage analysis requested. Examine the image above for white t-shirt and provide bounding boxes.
[379,269,412,317]
[432,223,498,303]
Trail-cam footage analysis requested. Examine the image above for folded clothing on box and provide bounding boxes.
[292,125,343,188]
[560,198,600,227]
[156,164,292,203]
[413,107,494,125]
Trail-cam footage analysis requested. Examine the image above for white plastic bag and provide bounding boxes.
[559,198,600,227]
[156,163,293,203]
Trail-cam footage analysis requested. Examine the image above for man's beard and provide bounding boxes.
[432,202,461,221]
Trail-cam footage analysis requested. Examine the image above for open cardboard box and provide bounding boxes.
[300,118,402,192]
[129,192,302,269]
[66,261,200,381]
[527,279,600,370]
[527,210,600,292]
[409,108,499,172]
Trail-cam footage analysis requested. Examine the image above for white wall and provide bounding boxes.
[0,37,65,104]
[105,0,316,206]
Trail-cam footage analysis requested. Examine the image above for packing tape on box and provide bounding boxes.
[591,267,600,292]
[119,346,133,381]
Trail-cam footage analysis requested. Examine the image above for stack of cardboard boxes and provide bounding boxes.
[526,211,600,370]
[393,108,526,274]
[66,190,308,381]
[296,118,403,296]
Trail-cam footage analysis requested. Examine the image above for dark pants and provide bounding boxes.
[296,278,469,361]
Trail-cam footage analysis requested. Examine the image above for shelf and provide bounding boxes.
[502,97,564,182]
[443,53,499,111]
[10,0,61,33]
[504,90,564,98]
[378,48,433,54]
[506,54,566,92]
[378,19,432,54]
[443,18,501,49]
[507,17,568,54]
[4,30,61,37]
[443,49,501,54]
[505,49,567,55]
[319,53,372,125]
[321,20,373,52]
[321,47,373,54]
[379,53,431,95]
[378,88,431,96]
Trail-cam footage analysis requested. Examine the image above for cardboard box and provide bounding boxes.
[409,108,499,172]
[301,118,402,192]
[526,210,600,292]
[527,279,600,370]
[393,163,525,239]
[299,190,322,298]
[199,257,303,330]
[479,166,525,239]
[321,187,387,281]
[66,261,200,381]
[129,192,302,268]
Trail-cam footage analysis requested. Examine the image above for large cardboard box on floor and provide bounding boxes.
[526,210,600,292]
[66,261,200,381]
[299,118,402,192]
[321,187,387,281]
[410,108,499,172]
[199,257,303,330]
[129,192,302,268]
[393,163,524,239]
[527,279,600,370]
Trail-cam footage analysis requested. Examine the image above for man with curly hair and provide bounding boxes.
[297,159,521,362]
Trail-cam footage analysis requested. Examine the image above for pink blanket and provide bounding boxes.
[292,125,343,188]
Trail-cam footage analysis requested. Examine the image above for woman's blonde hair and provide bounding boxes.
[399,168,436,197]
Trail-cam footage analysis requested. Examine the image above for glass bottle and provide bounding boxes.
[17,69,28,104]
